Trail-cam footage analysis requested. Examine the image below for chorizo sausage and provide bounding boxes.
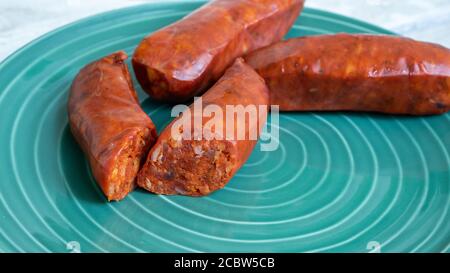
[68,52,157,201]
[245,34,450,115]
[132,0,304,103]
[137,58,269,196]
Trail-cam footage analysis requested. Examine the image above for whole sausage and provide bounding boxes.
[68,52,157,201]
[137,58,269,196]
[132,0,304,103]
[245,34,450,115]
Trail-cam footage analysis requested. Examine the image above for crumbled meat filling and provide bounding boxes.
[108,129,150,200]
[144,137,236,196]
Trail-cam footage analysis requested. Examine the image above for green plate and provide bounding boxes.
[0,1,449,253]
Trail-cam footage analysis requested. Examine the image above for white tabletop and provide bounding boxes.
[1,0,449,61]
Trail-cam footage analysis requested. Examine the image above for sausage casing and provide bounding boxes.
[132,0,303,102]
[245,34,450,115]
[137,58,269,196]
[68,52,157,201]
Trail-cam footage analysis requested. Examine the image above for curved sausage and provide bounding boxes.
[132,0,303,103]
[137,58,269,196]
[245,34,450,115]
[68,52,157,201]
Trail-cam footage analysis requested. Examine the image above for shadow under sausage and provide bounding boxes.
[59,125,108,204]
[282,110,445,121]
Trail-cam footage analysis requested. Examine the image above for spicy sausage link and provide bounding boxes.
[137,58,269,196]
[245,34,450,115]
[68,52,157,201]
[132,0,304,103]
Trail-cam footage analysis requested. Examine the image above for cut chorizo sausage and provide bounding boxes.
[68,51,157,201]
[245,34,450,115]
[137,58,269,196]
[132,0,304,103]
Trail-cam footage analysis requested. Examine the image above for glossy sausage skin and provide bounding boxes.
[68,52,157,201]
[132,0,303,103]
[245,34,450,115]
[137,58,269,196]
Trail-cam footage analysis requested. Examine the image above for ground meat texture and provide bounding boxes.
[68,51,157,201]
[245,34,450,115]
[132,0,304,103]
[137,58,269,196]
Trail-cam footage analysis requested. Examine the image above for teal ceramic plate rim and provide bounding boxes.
[0,1,448,253]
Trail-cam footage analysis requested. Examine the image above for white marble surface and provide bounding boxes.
[0,0,449,61]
